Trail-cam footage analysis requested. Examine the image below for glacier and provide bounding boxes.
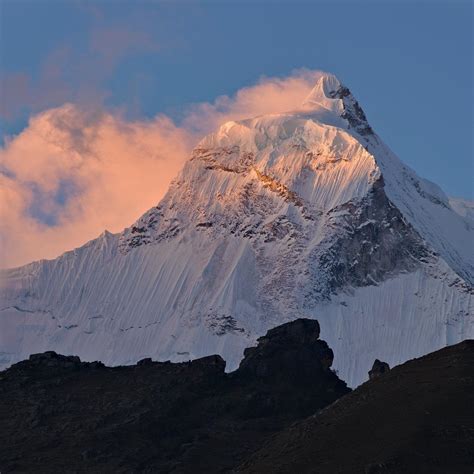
[1,73,472,387]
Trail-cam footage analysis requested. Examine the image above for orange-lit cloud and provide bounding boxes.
[0,70,321,268]
[183,68,321,135]
[0,105,191,268]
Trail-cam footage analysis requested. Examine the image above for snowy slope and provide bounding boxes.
[449,197,474,225]
[1,73,473,387]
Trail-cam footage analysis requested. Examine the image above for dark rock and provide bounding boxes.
[88,361,104,369]
[328,85,374,136]
[28,352,81,368]
[29,351,59,361]
[192,354,226,371]
[308,177,435,302]
[237,319,328,380]
[196,222,213,228]
[368,359,390,380]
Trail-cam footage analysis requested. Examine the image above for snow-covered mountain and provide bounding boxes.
[1,73,472,387]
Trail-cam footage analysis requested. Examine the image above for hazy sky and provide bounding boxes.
[0,0,472,266]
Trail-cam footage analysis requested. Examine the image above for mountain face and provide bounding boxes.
[1,73,473,387]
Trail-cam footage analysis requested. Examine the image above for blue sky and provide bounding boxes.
[1,0,472,198]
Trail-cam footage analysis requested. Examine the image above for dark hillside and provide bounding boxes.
[0,319,348,473]
[237,340,474,474]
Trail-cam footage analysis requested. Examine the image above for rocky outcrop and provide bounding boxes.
[308,178,435,301]
[328,84,374,137]
[368,359,390,380]
[238,319,334,378]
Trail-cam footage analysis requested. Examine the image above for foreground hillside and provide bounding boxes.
[238,339,474,474]
[1,319,473,473]
[0,320,348,473]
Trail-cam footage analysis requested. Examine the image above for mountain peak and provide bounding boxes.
[1,71,472,392]
[300,72,374,138]
[301,73,344,112]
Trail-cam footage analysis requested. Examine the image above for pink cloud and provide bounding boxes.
[183,68,322,135]
[0,70,321,268]
[0,105,191,267]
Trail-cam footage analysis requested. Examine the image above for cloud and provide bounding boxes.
[0,69,321,268]
[183,68,321,135]
[0,105,191,267]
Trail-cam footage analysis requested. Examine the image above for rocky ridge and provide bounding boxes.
[0,319,349,473]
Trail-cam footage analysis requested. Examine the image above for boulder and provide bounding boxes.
[368,359,390,380]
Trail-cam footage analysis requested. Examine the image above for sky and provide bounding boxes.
[0,0,472,267]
